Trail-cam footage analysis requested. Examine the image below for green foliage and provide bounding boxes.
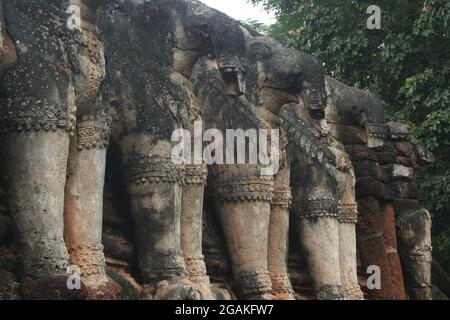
[240,19,270,34]
[250,0,450,272]
[0,281,20,300]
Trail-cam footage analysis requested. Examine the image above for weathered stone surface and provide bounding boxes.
[352,160,385,181]
[376,152,398,165]
[345,145,378,162]
[0,0,437,301]
[356,177,394,201]
[0,214,11,244]
[390,181,419,199]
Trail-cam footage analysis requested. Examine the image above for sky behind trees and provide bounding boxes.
[200,0,275,24]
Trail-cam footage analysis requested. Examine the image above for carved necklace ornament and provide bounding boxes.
[280,110,336,168]
[75,29,106,110]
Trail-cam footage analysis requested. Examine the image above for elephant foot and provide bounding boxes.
[185,256,215,299]
[270,274,295,300]
[343,284,364,300]
[236,270,273,300]
[408,285,432,300]
[21,275,86,300]
[143,278,203,300]
[316,285,345,300]
[248,293,275,300]
[81,274,121,300]
[189,276,215,300]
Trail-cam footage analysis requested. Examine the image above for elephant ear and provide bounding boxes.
[248,40,273,61]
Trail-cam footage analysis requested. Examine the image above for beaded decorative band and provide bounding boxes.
[270,273,295,296]
[184,255,208,277]
[142,253,187,282]
[236,270,273,298]
[339,202,358,224]
[0,97,74,134]
[68,243,106,276]
[183,164,208,185]
[213,176,274,202]
[76,118,110,150]
[316,284,345,300]
[343,284,364,300]
[271,188,292,209]
[368,123,387,139]
[293,197,340,220]
[123,155,183,185]
[408,244,433,263]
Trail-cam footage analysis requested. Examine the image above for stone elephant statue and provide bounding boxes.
[0,0,433,301]
[280,104,363,299]
[97,0,258,299]
[0,0,119,299]
[324,76,433,299]
[190,20,342,299]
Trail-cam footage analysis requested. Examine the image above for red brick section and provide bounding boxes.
[347,143,407,300]
[382,203,407,299]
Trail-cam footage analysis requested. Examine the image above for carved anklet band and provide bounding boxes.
[68,244,106,276]
[339,202,358,224]
[236,270,272,297]
[142,253,187,282]
[343,284,364,300]
[293,197,340,219]
[184,255,208,277]
[270,273,295,296]
[123,155,183,184]
[316,284,345,300]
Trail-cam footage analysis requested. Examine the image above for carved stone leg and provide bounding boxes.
[181,164,215,299]
[336,164,364,300]
[122,149,201,300]
[268,165,295,300]
[339,203,364,300]
[64,115,120,300]
[0,131,72,299]
[212,165,274,300]
[292,163,344,300]
[397,208,433,300]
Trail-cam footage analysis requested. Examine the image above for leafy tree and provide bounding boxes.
[250,0,450,272]
[240,19,270,34]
